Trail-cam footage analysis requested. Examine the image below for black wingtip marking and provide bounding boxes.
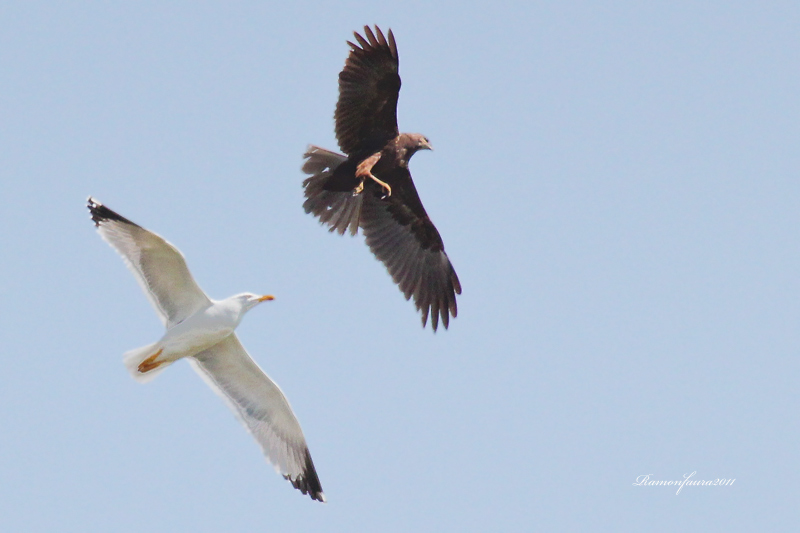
[87,197,141,229]
[283,448,326,503]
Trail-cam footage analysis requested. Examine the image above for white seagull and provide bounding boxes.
[87,197,325,502]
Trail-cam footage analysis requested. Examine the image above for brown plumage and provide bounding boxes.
[303,25,461,331]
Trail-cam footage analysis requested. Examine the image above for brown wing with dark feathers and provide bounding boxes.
[335,26,400,156]
[359,171,461,332]
[302,147,461,331]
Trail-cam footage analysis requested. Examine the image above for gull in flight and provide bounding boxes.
[87,197,325,502]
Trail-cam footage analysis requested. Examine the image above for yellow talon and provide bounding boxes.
[354,152,392,198]
[352,175,392,198]
[377,180,392,198]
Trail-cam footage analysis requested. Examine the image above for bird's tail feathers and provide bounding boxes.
[301,145,347,175]
[302,145,362,236]
[123,342,172,384]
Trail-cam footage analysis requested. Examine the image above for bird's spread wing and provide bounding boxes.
[88,197,211,328]
[360,173,461,331]
[188,335,325,502]
[301,153,461,331]
[335,25,400,155]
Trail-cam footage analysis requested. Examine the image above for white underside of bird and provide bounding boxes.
[87,197,325,502]
[122,293,272,383]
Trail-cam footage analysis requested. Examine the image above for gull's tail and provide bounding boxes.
[123,343,173,384]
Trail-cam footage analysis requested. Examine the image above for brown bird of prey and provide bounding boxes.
[302,25,461,331]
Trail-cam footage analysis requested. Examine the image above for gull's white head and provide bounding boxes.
[234,292,275,311]
[216,293,274,328]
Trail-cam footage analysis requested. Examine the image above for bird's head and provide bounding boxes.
[399,133,433,158]
[409,133,432,152]
[235,292,275,311]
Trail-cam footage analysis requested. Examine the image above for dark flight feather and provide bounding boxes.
[335,26,400,156]
[283,448,325,503]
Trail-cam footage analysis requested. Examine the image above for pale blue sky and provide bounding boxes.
[1,2,798,531]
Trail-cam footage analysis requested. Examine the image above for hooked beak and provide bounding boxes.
[257,295,275,302]
[422,140,433,151]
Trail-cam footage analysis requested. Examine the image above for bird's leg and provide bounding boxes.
[367,174,392,199]
[354,153,392,198]
[138,348,164,373]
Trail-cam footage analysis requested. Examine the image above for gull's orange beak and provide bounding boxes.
[257,295,275,302]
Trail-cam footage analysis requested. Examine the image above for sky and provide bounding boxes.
[1,1,799,531]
